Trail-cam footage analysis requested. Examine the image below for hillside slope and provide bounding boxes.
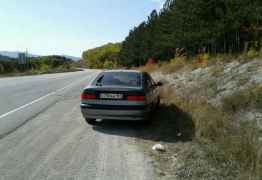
[138,58,262,180]
[155,59,262,108]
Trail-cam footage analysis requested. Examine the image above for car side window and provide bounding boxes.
[145,73,154,90]
[148,74,156,86]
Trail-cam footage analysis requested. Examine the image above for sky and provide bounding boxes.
[0,0,165,57]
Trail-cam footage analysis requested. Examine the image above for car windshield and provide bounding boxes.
[95,72,141,87]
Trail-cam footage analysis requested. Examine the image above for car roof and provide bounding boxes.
[102,69,142,74]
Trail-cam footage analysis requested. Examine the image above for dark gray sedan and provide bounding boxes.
[80,70,162,124]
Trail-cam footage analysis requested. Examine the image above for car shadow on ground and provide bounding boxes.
[92,104,195,143]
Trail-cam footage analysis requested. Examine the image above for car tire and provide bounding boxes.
[143,119,152,125]
[155,96,160,109]
[85,118,97,125]
[142,108,153,125]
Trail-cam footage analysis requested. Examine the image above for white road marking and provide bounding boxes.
[0,77,89,119]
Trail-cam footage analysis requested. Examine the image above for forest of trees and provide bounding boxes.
[119,0,262,67]
[82,43,121,68]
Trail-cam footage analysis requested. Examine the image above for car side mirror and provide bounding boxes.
[155,81,163,87]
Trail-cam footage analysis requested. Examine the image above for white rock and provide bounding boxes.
[152,144,166,152]
[259,137,262,143]
[251,69,262,84]
[177,133,182,137]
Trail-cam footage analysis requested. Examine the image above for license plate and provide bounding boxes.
[100,93,123,99]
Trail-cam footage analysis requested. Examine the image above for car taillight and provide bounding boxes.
[127,95,145,101]
[81,93,96,100]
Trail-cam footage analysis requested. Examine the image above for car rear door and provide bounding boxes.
[144,73,156,106]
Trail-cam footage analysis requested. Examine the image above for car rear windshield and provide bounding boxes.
[94,72,142,87]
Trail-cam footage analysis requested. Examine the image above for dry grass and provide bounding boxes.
[159,85,262,179]
[135,52,262,179]
[159,57,188,74]
[210,65,225,77]
[136,53,256,74]
[136,63,160,73]
[222,85,262,113]
[136,57,189,74]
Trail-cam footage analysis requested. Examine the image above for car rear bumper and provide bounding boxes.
[80,103,150,121]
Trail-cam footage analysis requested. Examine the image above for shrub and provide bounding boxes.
[210,65,224,77]
[103,60,118,69]
[222,86,262,112]
[40,64,50,72]
[222,91,251,113]
[0,61,19,73]
[253,86,262,109]
[247,48,259,59]
[197,53,210,67]
[146,58,157,65]
[0,64,4,74]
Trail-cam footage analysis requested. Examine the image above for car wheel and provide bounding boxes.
[85,118,97,125]
[155,96,160,109]
[144,118,153,125]
[142,111,153,125]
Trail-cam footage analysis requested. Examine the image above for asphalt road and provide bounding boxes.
[0,71,153,180]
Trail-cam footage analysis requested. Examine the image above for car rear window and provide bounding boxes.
[94,72,142,87]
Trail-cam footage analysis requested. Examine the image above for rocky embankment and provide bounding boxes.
[143,59,262,180]
[154,59,262,130]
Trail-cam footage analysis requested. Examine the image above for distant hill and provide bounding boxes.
[0,54,15,61]
[0,51,81,61]
[0,51,38,59]
[61,55,81,61]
